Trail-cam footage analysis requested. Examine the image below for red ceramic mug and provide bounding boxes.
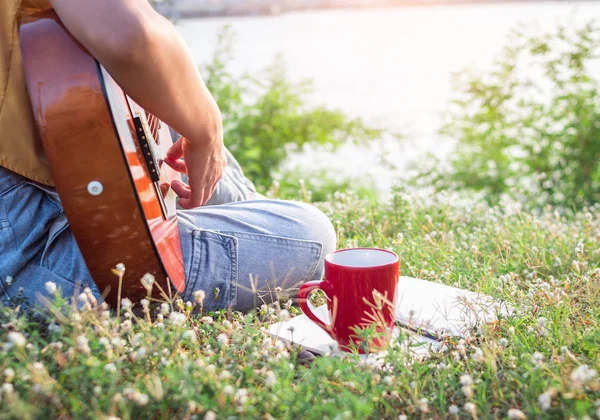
[298,248,400,353]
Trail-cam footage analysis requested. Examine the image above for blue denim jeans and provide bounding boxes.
[0,150,336,312]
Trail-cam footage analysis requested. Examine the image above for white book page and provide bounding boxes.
[267,277,511,357]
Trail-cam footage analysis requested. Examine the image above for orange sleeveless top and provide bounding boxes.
[0,0,53,185]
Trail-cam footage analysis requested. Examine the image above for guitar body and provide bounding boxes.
[19,11,185,306]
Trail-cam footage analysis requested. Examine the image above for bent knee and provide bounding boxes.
[290,201,337,258]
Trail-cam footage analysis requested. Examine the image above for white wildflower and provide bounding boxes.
[532,352,545,365]
[181,330,197,343]
[48,323,61,334]
[120,298,132,311]
[160,303,170,315]
[571,364,597,385]
[472,347,484,362]
[448,405,459,415]
[7,332,26,348]
[105,363,117,374]
[77,293,89,305]
[265,371,277,387]
[201,316,214,324]
[217,333,229,347]
[383,376,393,386]
[76,335,90,354]
[508,408,526,419]
[2,383,14,394]
[204,410,217,420]
[537,317,548,328]
[193,290,206,303]
[114,263,125,273]
[136,347,147,360]
[538,391,553,411]
[464,402,477,415]
[460,374,473,386]
[3,368,15,381]
[235,388,248,405]
[44,281,57,295]
[219,370,232,380]
[575,242,584,255]
[279,309,290,321]
[136,393,149,406]
[499,338,509,347]
[419,397,429,412]
[140,299,150,308]
[223,385,234,395]
[169,312,186,326]
[141,273,155,290]
[398,415,408,420]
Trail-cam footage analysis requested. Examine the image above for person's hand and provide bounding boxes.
[164,135,227,209]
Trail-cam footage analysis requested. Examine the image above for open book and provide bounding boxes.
[267,276,512,357]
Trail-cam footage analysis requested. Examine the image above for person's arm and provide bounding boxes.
[49,0,225,208]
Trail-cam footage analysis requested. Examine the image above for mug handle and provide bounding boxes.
[298,280,334,332]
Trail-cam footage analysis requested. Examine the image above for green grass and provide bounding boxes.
[1,189,599,419]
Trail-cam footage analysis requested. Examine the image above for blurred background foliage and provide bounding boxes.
[153,3,600,209]
[201,27,389,192]
[412,21,600,209]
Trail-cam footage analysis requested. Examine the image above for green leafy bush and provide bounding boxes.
[202,27,387,191]
[414,20,600,209]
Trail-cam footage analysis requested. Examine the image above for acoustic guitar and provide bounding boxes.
[19,11,185,306]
